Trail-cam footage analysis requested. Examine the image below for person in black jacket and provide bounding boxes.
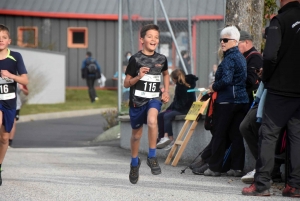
[242,0,300,197]
[238,30,262,105]
[157,69,198,150]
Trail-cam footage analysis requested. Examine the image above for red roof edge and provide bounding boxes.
[0,10,224,21]
[193,15,224,21]
[0,9,119,20]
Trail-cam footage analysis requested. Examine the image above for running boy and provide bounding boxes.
[124,24,170,184]
[0,24,28,186]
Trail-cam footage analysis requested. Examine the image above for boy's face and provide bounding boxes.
[0,30,11,51]
[140,29,159,54]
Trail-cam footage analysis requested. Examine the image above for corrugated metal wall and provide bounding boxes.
[1,15,118,87]
[2,15,224,88]
[195,20,224,88]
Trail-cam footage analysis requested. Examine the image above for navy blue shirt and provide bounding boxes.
[213,46,248,104]
[0,49,27,109]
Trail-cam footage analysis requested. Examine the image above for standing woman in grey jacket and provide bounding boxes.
[204,25,249,177]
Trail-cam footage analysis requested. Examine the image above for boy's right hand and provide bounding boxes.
[138,67,149,78]
[1,70,14,80]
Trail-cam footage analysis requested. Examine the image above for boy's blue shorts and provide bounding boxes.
[0,104,16,133]
[129,99,162,129]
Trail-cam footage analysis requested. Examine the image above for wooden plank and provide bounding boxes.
[165,120,190,165]
[171,120,199,166]
[175,140,183,145]
[165,91,209,166]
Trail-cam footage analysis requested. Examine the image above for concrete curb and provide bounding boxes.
[18,107,117,123]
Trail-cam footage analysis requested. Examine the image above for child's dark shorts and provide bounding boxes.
[0,104,16,133]
[129,99,162,129]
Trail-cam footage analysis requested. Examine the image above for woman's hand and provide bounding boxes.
[208,84,214,92]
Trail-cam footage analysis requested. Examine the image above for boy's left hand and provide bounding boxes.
[161,91,169,103]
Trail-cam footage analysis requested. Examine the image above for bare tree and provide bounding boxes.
[225,0,264,51]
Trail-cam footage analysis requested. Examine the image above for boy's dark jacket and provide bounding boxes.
[167,74,198,114]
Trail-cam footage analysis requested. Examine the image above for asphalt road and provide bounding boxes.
[11,114,108,148]
[0,114,293,201]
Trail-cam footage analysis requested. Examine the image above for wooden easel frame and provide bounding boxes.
[165,91,210,166]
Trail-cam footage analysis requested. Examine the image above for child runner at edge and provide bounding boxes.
[124,24,170,184]
[0,24,28,186]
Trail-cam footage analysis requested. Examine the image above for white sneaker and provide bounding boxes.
[164,140,175,151]
[241,169,255,184]
[156,137,171,149]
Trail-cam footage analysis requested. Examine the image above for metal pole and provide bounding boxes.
[224,0,226,24]
[154,0,157,25]
[118,0,123,114]
[187,0,194,74]
[158,0,188,74]
[127,0,134,53]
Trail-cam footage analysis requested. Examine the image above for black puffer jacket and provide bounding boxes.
[167,74,198,114]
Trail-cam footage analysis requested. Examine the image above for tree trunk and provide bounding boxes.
[225,0,264,52]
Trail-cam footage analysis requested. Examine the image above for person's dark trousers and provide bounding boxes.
[158,110,183,139]
[201,139,212,163]
[201,136,232,172]
[240,104,260,160]
[86,76,97,102]
[255,92,300,192]
[208,103,248,172]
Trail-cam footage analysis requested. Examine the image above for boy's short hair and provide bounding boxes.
[140,24,159,38]
[0,24,10,37]
[86,51,92,57]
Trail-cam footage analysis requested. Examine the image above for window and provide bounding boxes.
[17,27,38,48]
[67,27,88,48]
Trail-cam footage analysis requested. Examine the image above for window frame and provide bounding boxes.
[67,27,88,48]
[17,26,38,48]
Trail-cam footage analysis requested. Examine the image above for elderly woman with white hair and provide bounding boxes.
[204,26,249,177]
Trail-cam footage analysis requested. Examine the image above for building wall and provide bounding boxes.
[2,15,118,87]
[195,20,224,88]
[10,46,65,104]
[2,15,224,88]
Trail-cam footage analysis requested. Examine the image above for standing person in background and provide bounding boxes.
[81,51,101,103]
[112,51,132,102]
[112,61,130,102]
[238,30,262,105]
[205,25,249,177]
[157,69,198,150]
[242,0,300,197]
[124,24,170,184]
[9,84,29,148]
[178,50,191,74]
[0,24,28,186]
[124,51,132,62]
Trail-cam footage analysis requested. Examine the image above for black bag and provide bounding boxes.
[82,59,101,79]
[86,59,98,74]
[201,92,217,131]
